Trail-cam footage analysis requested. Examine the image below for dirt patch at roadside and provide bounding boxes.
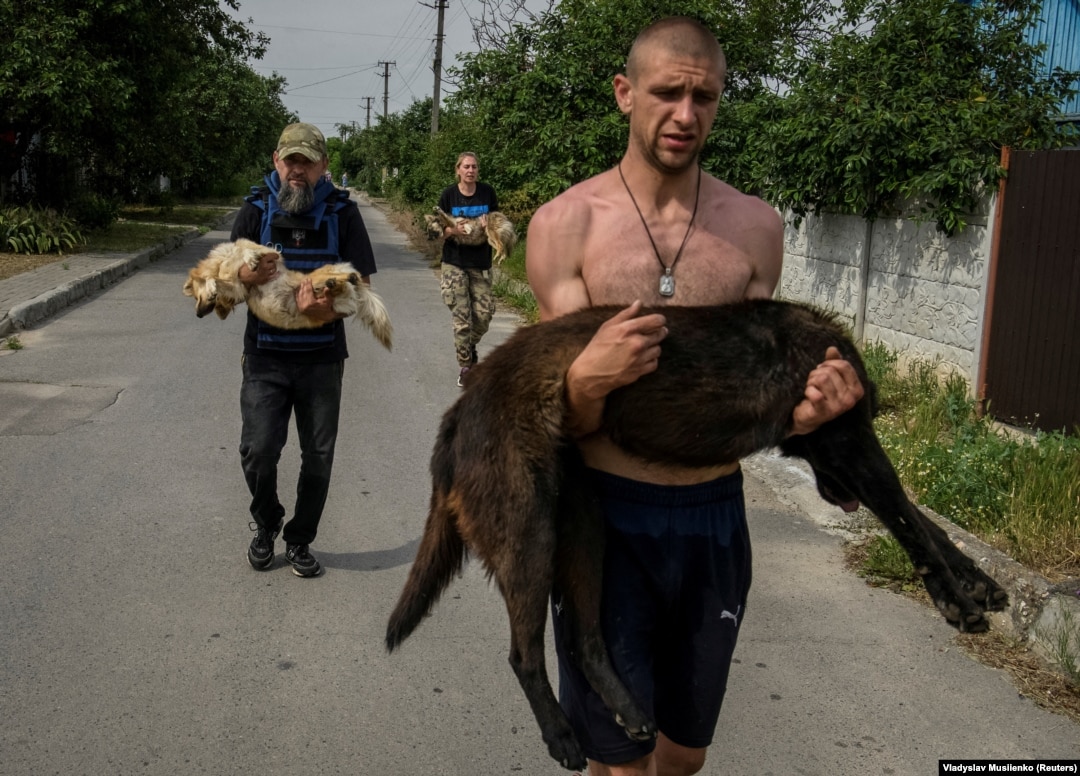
[0,252,69,281]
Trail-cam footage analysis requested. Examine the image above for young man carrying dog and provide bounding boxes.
[526,17,864,776]
[231,122,377,577]
[437,151,500,387]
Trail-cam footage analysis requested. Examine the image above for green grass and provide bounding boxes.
[492,241,539,323]
[863,342,1080,579]
[81,202,234,252]
[118,204,234,226]
[81,222,194,252]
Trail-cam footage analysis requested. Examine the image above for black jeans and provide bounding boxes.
[239,355,344,546]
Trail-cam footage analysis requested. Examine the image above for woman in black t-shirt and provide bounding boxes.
[437,151,499,387]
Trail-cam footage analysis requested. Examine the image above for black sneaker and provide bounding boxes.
[457,366,470,388]
[285,544,323,577]
[247,518,283,570]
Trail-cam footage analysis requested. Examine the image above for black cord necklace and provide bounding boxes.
[617,163,701,298]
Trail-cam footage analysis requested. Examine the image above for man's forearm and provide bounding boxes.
[562,360,606,439]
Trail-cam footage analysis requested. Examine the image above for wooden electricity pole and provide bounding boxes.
[430,0,448,135]
[378,61,395,120]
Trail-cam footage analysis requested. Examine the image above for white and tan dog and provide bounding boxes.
[182,238,393,350]
[424,207,518,264]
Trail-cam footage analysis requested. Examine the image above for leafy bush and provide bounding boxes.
[69,193,119,230]
[1,206,85,254]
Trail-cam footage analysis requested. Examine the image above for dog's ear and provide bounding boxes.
[190,277,218,318]
[214,299,235,320]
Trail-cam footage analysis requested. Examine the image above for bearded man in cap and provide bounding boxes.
[230,122,378,578]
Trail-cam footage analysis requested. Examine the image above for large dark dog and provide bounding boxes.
[385,299,1008,770]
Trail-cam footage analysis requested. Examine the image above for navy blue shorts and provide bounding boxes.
[552,468,752,765]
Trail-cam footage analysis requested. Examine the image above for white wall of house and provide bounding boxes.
[777,196,997,385]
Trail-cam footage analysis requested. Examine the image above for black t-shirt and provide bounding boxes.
[230,194,377,363]
[439,182,498,270]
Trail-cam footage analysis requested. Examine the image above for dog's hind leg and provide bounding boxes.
[554,450,655,743]
[486,477,587,772]
[494,505,586,772]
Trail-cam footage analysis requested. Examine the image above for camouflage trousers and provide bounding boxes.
[440,264,495,367]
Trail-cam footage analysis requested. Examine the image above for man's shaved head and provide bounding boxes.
[625,16,726,82]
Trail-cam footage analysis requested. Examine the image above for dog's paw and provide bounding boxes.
[922,572,993,632]
[615,713,656,742]
[546,734,586,772]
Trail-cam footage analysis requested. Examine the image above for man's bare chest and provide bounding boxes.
[581,223,756,307]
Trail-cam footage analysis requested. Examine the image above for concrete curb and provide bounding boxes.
[0,212,236,339]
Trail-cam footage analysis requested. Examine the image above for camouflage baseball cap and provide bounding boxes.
[275,122,327,162]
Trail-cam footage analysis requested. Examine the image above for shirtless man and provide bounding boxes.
[526,17,864,776]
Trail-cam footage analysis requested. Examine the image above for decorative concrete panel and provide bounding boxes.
[780,198,995,385]
[865,272,981,352]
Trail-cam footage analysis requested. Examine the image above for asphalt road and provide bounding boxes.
[0,199,1076,776]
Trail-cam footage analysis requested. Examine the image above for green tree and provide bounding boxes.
[164,48,294,197]
[0,0,286,207]
[750,0,1078,234]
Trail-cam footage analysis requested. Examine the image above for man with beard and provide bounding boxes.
[526,18,864,776]
[230,122,377,578]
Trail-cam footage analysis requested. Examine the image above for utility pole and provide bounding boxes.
[361,97,374,129]
[429,0,448,135]
[378,61,395,120]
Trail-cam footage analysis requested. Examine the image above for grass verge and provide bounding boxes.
[862,343,1080,580]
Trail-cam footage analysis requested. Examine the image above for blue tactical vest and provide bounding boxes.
[246,174,350,351]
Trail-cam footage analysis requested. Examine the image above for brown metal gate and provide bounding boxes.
[980,148,1080,433]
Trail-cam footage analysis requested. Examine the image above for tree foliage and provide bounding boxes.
[749,0,1078,234]
[0,0,293,210]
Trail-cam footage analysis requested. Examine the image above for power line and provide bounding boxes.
[250,23,429,40]
[286,66,379,93]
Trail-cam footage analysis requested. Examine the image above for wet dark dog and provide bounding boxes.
[385,299,1008,770]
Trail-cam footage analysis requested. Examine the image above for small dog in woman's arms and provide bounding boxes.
[181,238,393,350]
[423,206,518,264]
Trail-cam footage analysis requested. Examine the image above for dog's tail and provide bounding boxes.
[385,488,465,651]
[385,433,466,651]
[357,286,394,351]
